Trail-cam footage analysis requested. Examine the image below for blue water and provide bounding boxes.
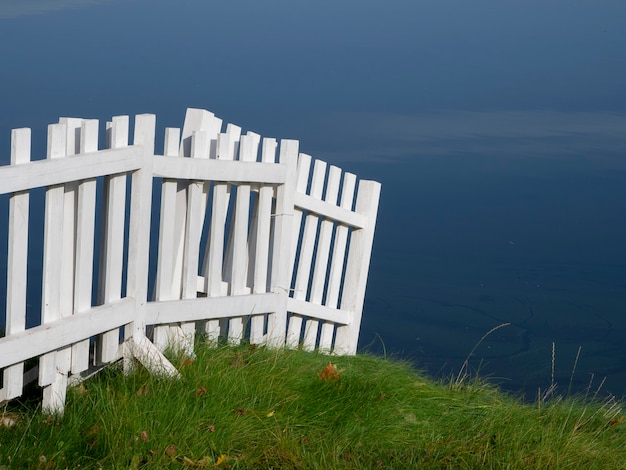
[1,0,626,399]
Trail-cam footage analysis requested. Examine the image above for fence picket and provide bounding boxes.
[248,137,276,344]
[265,140,298,347]
[177,130,210,355]
[98,116,129,364]
[333,180,381,355]
[71,119,99,374]
[1,128,31,401]
[153,127,182,350]
[39,123,69,413]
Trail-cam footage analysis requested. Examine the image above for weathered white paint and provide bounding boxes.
[1,128,30,401]
[0,108,380,413]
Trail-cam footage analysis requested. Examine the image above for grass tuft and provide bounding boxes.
[0,342,625,469]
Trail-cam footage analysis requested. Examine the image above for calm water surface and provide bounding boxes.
[1,0,626,399]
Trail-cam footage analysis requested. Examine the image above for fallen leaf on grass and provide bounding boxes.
[215,454,228,466]
[0,413,18,428]
[610,416,626,427]
[195,386,207,397]
[165,445,177,457]
[140,431,149,443]
[317,362,341,381]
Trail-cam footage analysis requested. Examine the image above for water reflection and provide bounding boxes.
[0,0,114,19]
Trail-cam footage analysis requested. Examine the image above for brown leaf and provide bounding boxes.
[195,386,207,397]
[182,359,196,368]
[136,383,150,397]
[140,431,149,443]
[165,445,177,457]
[317,362,341,381]
[234,407,247,416]
[0,413,18,428]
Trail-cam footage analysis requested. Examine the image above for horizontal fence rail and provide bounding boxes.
[0,108,381,414]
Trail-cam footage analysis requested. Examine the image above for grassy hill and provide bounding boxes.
[1,343,625,469]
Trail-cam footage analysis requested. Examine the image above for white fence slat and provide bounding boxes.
[176,130,210,354]
[1,128,31,401]
[0,147,143,195]
[153,127,182,350]
[287,159,326,348]
[71,119,99,374]
[333,180,381,355]
[200,132,231,343]
[248,137,276,344]
[302,165,341,351]
[147,293,279,325]
[126,114,158,348]
[151,158,286,184]
[57,118,83,383]
[293,192,366,229]
[0,300,135,368]
[287,154,311,284]
[226,133,258,344]
[39,123,69,413]
[266,139,298,347]
[98,116,129,364]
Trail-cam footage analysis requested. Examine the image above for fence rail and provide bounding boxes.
[0,108,380,414]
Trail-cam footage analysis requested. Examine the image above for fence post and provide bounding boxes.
[125,114,179,377]
[333,180,381,355]
[267,139,298,347]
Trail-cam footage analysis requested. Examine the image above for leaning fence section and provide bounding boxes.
[0,108,381,414]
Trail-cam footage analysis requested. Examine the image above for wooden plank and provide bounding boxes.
[286,159,326,348]
[146,293,279,325]
[57,118,83,382]
[333,180,382,355]
[287,154,311,284]
[293,192,366,229]
[266,140,298,347]
[39,123,69,414]
[302,165,341,351]
[226,133,258,344]
[248,137,276,344]
[153,127,182,350]
[1,128,31,401]
[0,146,142,194]
[0,299,135,368]
[319,172,357,351]
[177,130,211,354]
[71,119,99,374]
[125,114,177,377]
[287,298,350,325]
[97,116,129,364]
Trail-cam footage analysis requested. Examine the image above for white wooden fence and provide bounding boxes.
[0,108,380,414]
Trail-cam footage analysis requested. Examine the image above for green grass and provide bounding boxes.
[1,343,625,469]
